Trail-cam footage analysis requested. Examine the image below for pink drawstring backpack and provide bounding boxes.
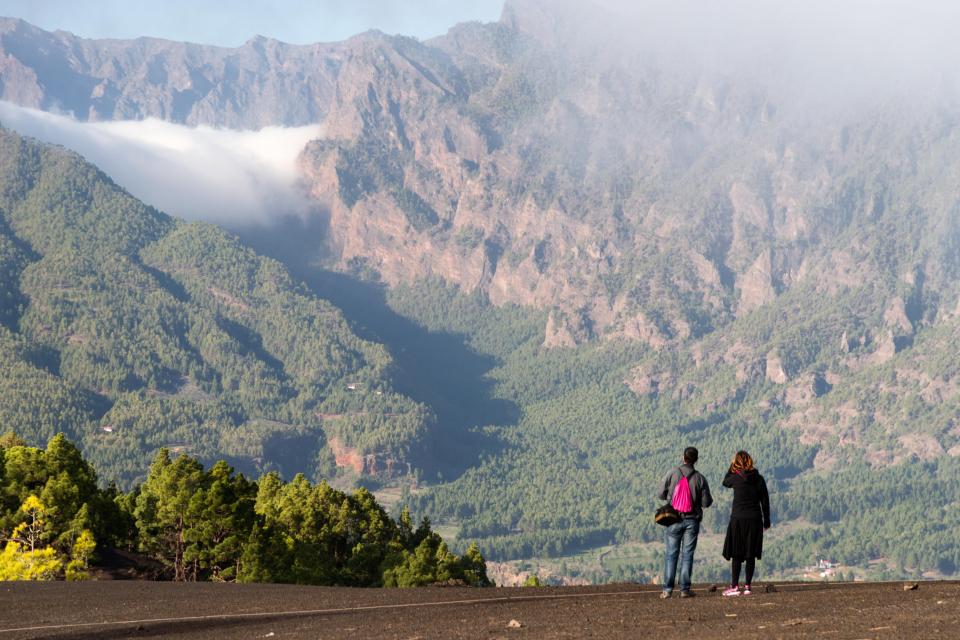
[671,472,694,513]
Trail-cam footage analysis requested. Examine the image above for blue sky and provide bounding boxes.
[0,0,505,45]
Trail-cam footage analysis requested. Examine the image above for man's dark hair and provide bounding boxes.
[683,446,699,464]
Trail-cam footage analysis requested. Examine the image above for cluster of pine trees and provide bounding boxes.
[0,432,123,580]
[0,432,489,586]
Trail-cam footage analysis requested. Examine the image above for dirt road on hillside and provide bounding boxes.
[0,581,956,639]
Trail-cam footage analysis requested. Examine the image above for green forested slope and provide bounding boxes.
[393,279,960,581]
[0,129,431,487]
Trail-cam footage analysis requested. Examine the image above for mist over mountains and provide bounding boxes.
[0,102,321,225]
[2,0,960,581]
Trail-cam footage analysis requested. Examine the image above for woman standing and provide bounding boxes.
[721,451,771,596]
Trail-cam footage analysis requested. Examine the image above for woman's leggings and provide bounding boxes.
[731,557,755,586]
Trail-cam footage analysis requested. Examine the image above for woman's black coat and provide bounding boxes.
[722,469,771,528]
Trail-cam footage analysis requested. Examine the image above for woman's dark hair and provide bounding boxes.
[730,450,755,474]
[683,446,699,464]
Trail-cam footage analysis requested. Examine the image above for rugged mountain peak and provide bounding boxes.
[0,18,349,127]
[499,0,554,34]
[0,16,26,32]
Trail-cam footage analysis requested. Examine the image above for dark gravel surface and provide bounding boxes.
[0,581,957,639]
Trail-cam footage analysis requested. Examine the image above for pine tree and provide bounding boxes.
[463,542,491,587]
[0,540,62,580]
[134,449,206,580]
[0,495,63,580]
[65,529,95,580]
[12,495,48,551]
[183,461,255,581]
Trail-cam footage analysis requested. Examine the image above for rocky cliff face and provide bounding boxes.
[294,1,960,360]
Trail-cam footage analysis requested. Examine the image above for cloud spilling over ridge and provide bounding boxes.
[0,101,323,227]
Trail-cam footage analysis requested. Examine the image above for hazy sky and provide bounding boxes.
[0,0,505,45]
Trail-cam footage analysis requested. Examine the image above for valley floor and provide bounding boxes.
[0,580,957,639]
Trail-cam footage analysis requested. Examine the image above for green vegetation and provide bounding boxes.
[0,433,489,585]
[0,128,431,487]
[392,187,440,231]
[327,112,441,232]
[386,277,960,581]
[0,433,125,580]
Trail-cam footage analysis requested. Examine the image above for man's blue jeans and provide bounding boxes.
[663,518,700,593]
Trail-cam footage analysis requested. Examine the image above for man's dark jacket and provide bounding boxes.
[657,463,713,521]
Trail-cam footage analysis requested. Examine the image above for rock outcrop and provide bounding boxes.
[738,250,778,315]
[765,350,788,384]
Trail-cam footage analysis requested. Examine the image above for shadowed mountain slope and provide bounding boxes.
[0,127,432,487]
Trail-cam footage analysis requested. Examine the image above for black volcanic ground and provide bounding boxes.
[0,581,957,639]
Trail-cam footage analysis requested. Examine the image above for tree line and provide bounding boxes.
[0,432,489,586]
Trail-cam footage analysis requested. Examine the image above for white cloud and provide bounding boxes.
[0,101,323,227]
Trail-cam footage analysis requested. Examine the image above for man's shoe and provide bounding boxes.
[660,591,672,599]
[742,585,752,595]
[679,591,696,598]
[722,586,741,597]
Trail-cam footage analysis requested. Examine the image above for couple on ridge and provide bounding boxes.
[657,446,771,598]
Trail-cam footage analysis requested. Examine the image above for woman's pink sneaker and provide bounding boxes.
[742,585,752,595]
[722,586,741,597]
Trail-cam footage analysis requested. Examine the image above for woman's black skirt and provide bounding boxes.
[722,516,764,560]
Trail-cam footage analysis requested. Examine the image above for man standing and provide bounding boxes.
[658,446,712,598]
